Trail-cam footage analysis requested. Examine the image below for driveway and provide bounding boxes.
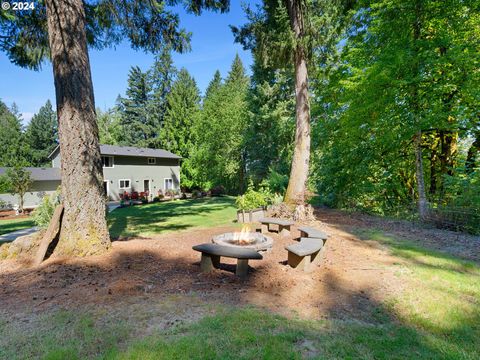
[0,226,39,243]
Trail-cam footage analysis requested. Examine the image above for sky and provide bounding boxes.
[0,1,257,124]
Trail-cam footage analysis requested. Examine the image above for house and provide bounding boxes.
[0,144,181,208]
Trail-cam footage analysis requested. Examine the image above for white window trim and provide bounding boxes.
[119,179,131,189]
[164,178,173,190]
[148,157,156,164]
[102,155,114,168]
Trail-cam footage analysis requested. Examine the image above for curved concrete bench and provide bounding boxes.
[193,243,263,278]
[297,226,328,241]
[285,238,324,271]
[259,217,295,237]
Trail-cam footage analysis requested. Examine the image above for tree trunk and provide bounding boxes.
[466,132,479,174]
[284,0,311,205]
[414,131,429,220]
[45,0,110,256]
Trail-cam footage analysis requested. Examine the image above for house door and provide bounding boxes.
[103,180,109,199]
[143,179,150,193]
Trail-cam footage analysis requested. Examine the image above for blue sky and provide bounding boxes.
[0,1,256,123]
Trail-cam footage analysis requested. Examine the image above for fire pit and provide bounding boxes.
[212,226,273,252]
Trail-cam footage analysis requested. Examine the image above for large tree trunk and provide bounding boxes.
[45,0,110,256]
[414,131,429,220]
[284,0,311,205]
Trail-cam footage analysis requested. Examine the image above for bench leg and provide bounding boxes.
[287,251,310,271]
[200,254,220,272]
[261,224,269,233]
[279,226,291,237]
[236,259,249,278]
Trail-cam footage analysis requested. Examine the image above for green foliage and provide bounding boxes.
[192,55,250,193]
[0,100,30,167]
[96,107,121,145]
[162,68,201,188]
[312,0,480,215]
[235,181,274,211]
[4,167,33,212]
[32,188,61,229]
[0,1,230,70]
[25,100,58,166]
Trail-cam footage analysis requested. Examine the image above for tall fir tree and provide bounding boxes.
[162,68,201,188]
[0,101,29,167]
[204,70,222,99]
[25,100,58,166]
[119,66,155,147]
[193,55,250,192]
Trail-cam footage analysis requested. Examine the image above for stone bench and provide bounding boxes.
[285,238,324,271]
[297,226,328,241]
[258,217,294,237]
[192,243,263,278]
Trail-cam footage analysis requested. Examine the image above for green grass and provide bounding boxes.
[0,217,35,236]
[108,197,238,238]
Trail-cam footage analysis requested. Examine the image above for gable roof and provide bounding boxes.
[48,144,181,160]
[0,167,61,181]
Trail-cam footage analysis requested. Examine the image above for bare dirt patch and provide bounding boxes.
[0,219,408,328]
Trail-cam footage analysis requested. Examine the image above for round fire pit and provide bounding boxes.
[212,232,273,252]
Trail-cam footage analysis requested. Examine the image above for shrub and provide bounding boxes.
[210,185,225,196]
[265,169,289,194]
[32,189,61,228]
[236,183,269,211]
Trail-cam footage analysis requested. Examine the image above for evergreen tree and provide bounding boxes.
[25,100,58,166]
[193,56,250,193]
[0,101,29,167]
[149,47,177,147]
[162,68,201,188]
[97,107,121,145]
[119,66,155,147]
[204,70,222,99]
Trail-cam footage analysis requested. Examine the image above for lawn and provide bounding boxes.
[0,197,238,239]
[108,196,238,238]
[1,226,478,359]
[0,217,35,236]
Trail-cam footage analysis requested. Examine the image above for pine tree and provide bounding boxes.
[0,101,29,167]
[149,47,177,147]
[204,70,222,99]
[119,66,155,147]
[193,56,250,192]
[162,68,201,188]
[25,100,58,166]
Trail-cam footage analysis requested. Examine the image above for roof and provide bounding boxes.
[0,167,61,181]
[49,144,181,160]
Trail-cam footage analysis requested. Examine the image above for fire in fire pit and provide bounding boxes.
[212,225,273,251]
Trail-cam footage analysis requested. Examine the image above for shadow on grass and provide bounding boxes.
[108,197,237,239]
[0,219,35,236]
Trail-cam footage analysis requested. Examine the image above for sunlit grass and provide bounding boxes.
[0,217,35,236]
[108,196,238,238]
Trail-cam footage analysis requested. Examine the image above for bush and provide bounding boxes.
[32,189,61,228]
[210,185,225,196]
[236,183,269,211]
[265,169,289,194]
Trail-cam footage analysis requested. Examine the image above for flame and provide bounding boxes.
[233,225,251,242]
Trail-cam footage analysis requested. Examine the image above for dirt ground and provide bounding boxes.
[0,208,478,334]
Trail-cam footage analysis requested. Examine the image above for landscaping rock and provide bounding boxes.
[6,231,43,259]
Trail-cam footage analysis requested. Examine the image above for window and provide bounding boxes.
[119,179,131,189]
[164,178,173,190]
[101,156,114,168]
[148,157,156,164]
